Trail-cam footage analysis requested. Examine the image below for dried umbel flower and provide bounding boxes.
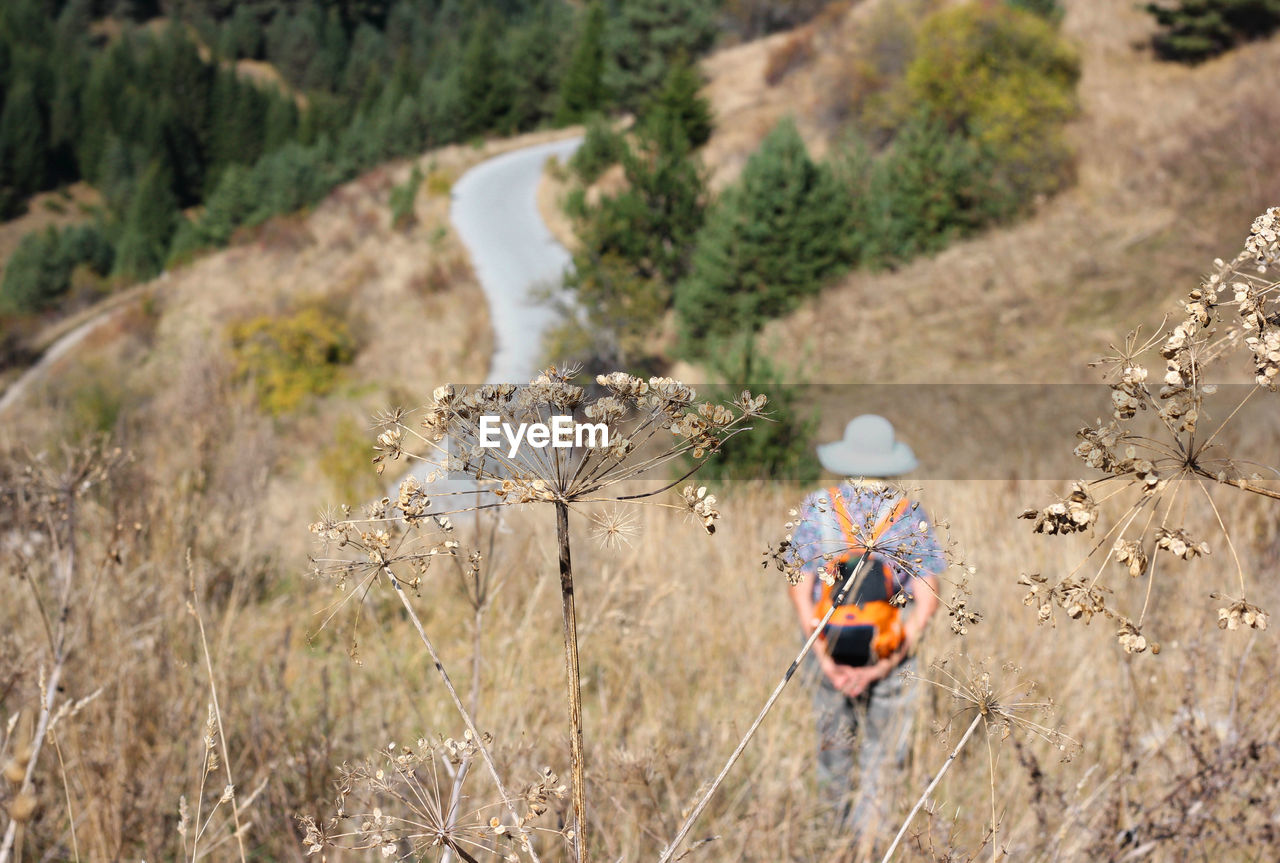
[918,655,1078,757]
[356,369,763,512]
[1018,572,1055,624]
[1154,527,1209,560]
[1025,207,1280,641]
[1113,539,1148,577]
[1074,421,1125,471]
[1244,329,1280,389]
[681,485,719,534]
[1017,572,1114,626]
[1213,594,1270,631]
[312,369,766,608]
[947,593,982,635]
[6,792,37,823]
[1019,483,1097,535]
[1245,206,1280,268]
[590,507,639,549]
[299,733,561,860]
[767,482,950,587]
[1116,618,1148,654]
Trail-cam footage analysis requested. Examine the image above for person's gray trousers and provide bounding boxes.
[810,655,919,842]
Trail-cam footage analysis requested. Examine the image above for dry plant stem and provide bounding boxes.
[0,662,64,863]
[556,499,589,863]
[50,733,79,863]
[880,714,983,863]
[1191,466,1280,501]
[440,595,486,863]
[387,574,542,863]
[658,554,870,863]
[0,505,75,863]
[192,589,248,863]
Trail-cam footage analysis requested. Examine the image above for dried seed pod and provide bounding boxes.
[7,792,37,823]
[2,759,25,784]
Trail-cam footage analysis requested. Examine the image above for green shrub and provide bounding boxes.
[1145,0,1280,62]
[857,111,1018,267]
[569,115,625,183]
[229,304,357,416]
[171,139,348,263]
[904,2,1080,199]
[1007,0,1064,20]
[1,229,66,314]
[0,224,114,314]
[113,162,179,281]
[688,352,822,483]
[389,165,423,230]
[605,0,717,109]
[322,413,383,503]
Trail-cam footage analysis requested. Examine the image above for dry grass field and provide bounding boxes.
[1,1,1279,861]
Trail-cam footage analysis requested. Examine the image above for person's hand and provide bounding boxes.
[819,654,886,698]
[818,652,855,693]
[840,665,880,698]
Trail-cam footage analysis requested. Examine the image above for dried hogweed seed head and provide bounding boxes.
[1020,483,1098,534]
[1154,527,1210,560]
[1113,539,1149,577]
[1244,206,1280,268]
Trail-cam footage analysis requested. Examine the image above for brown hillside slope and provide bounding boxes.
[0,129,576,559]
[698,0,1280,385]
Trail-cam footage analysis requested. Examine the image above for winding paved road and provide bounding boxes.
[451,136,582,384]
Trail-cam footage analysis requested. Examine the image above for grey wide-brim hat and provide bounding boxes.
[817,414,918,478]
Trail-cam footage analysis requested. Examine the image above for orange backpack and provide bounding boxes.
[813,488,911,665]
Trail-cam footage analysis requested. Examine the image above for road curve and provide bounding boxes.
[450,136,582,384]
[0,302,127,417]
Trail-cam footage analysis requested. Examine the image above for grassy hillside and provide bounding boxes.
[720,0,1280,384]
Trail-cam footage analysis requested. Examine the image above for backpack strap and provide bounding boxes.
[827,486,910,563]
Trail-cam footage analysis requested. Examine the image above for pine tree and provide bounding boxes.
[208,70,267,179]
[596,124,705,286]
[315,8,351,91]
[640,58,712,150]
[506,4,568,131]
[0,223,113,313]
[113,161,179,280]
[1145,0,1280,62]
[675,119,852,355]
[458,13,512,137]
[605,0,717,109]
[228,4,262,60]
[265,94,300,153]
[267,3,323,89]
[860,111,1013,267]
[1,228,65,313]
[342,21,387,104]
[0,76,48,202]
[556,1,608,124]
[559,118,707,369]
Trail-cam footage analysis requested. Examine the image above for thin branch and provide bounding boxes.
[881,713,984,863]
[190,583,249,863]
[658,554,871,863]
[386,573,542,863]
